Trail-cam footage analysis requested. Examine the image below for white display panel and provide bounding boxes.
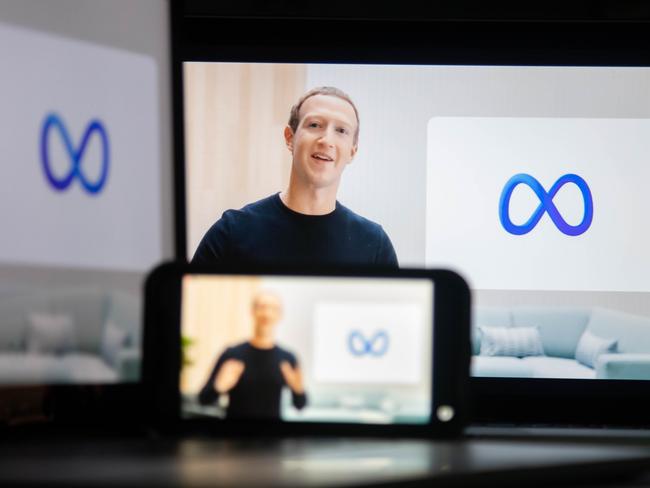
[313,302,424,384]
[0,20,162,272]
[426,117,650,292]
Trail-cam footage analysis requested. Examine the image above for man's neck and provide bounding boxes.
[280,179,338,215]
[249,336,275,349]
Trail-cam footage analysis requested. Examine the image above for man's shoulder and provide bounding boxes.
[336,202,386,235]
[276,345,298,363]
[206,194,280,231]
[336,202,399,267]
[223,342,250,357]
[233,194,280,217]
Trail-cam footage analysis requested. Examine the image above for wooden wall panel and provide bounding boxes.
[184,63,307,257]
[180,276,262,393]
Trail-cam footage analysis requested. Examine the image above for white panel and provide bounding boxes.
[0,21,161,271]
[426,117,650,292]
[313,302,424,384]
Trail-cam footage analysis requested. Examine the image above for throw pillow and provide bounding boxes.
[575,329,617,369]
[479,326,545,357]
[26,313,76,355]
[101,319,129,368]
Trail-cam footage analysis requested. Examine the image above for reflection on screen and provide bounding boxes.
[180,275,434,424]
[0,0,171,385]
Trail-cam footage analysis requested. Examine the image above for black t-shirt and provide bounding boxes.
[191,193,398,267]
[198,342,307,419]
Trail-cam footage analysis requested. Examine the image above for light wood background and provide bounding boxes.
[180,275,262,393]
[184,63,307,258]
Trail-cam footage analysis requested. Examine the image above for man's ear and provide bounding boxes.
[348,144,358,163]
[284,126,294,152]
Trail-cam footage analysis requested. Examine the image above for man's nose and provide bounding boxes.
[317,127,335,146]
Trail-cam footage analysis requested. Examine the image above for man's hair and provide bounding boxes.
[287,86,360,145]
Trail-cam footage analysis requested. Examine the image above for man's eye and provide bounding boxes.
[308,122,320,128]
[337,127,349,134]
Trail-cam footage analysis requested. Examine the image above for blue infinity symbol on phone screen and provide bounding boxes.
[348,330,389,357]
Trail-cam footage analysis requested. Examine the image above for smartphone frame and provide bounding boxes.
[143,262,470,438]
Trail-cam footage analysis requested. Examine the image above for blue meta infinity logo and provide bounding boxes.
[499,173,593,236]
[40,113,110,194]
[348,330,389,357]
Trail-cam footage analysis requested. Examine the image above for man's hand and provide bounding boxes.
[280,361,304,394]
[214,359,245,393]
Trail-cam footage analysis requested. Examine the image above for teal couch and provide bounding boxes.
[0,288,141,384]
[471,307,650,380]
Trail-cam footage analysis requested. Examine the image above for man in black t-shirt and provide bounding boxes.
[198,291,306,419]
[192,86,398,268]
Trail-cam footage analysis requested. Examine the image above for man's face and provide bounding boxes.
[252,292,283,338]
[285,94,358,190]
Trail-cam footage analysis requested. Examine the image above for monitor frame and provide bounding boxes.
[173,15,650,426]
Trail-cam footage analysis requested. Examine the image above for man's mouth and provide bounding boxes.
[311,152,334,162]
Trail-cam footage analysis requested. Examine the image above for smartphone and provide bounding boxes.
[143,263,470,437]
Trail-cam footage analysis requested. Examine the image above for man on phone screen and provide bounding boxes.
[198,291,306,419]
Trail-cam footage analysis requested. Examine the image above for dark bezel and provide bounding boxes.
[143,262,470,438]
[173,14,650,427]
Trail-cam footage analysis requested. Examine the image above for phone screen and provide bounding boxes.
[179,274,434,424]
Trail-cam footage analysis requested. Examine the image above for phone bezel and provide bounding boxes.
[143,262,470,438]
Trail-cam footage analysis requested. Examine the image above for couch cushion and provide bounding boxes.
[59,353,118,383]
[510,307,590,359]
[472,308,512,355]
[48,289,107,352]
[521,357,596,379]
[105,290,141,348]
[0,353,70,384]
[26,313,76,355]
[479,326,545,357]
[471,356,534,377]
[0,294,52,351]
[575,329,617,368]
[587,308,650,355]
[0,352,118,384]
[100,319,128,368]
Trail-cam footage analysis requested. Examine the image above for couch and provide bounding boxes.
[471,307,650,380]
[0,287,141,384]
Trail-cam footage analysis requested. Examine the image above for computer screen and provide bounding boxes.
[180,274,434,423]
[0,0,172,384]
[183,61,650,382]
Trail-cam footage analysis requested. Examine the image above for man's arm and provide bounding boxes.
[198,348,235,405]
[214,359,245,393]
[280,358,307,410]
